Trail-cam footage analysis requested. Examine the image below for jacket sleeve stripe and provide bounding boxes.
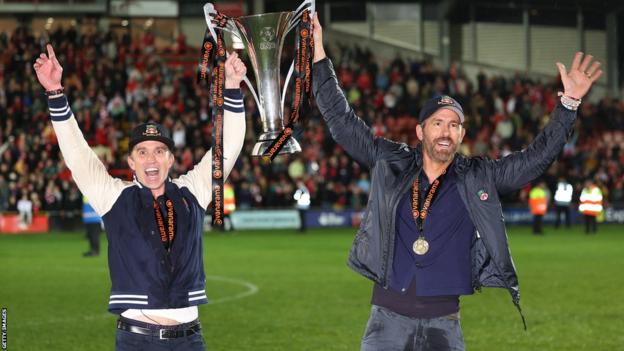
[47,96,72,121]
[224,101,244,108]
[110,294,148,299]
[49,104,69,111]
[188,295,208,302]
[223,89,245,112]
[188,290,206,296]
[108,300,149,305]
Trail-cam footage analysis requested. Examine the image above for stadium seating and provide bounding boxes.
[0,24,623,228]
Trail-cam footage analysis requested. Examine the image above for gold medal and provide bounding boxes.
[411,168,447,257]
[413,237,429,255]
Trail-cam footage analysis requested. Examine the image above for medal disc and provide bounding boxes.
[413,237,429,255]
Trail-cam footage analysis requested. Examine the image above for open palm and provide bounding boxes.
[33,44,63,91]
[556,52,602,100]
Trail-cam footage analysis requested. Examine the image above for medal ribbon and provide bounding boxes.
[262,9,313,162]
[412,168,448,232]
[154,199,175,250]
[197,12,229,228]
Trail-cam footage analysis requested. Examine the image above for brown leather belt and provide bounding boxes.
[116,318,201,340]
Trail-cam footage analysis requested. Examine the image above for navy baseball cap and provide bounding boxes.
[418,95,465,124]
[129,122,174,151]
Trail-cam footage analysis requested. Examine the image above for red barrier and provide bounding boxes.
[0,213,49,234]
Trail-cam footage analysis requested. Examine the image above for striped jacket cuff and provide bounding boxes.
[109,294,149,306]
[188,289,208,303]
[47,95,72,121]
[223,89,244,113]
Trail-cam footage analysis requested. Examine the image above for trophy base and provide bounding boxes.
[252,131,301,156]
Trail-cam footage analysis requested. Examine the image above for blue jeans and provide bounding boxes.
[361,305,464,351]
[115,319,206,351]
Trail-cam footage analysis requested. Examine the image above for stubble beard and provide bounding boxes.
[423,136,458,163]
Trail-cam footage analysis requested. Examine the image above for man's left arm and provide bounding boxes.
[492,52,602,194]
[174,53,247,209]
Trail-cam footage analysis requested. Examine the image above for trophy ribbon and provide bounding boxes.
[197,11,230,229]
[261,8,314,162]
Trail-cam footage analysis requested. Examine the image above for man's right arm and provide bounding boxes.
[35,44,126,217]
[48,95,127,216]
[312,14,395,169]
[313,58,392,169]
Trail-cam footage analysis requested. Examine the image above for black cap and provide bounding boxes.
[128,122,174,152]
[418,95,465,124]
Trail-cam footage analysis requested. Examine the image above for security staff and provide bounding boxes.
[553,177,573,228]
[294,180,311,232]
[529,182,548,234]
[34,44,247,350]
[82,196,103,257]
[223,182,236,231]
[579,179,603,234]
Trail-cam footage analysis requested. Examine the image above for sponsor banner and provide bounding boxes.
[604,207,624,224]
[502,208,561,225]
[304,206,624,228]
[206,206,624,231]
[230,210,300,230]
[305,210,362,228]
[502,206,624,224]
[0,213,49,234]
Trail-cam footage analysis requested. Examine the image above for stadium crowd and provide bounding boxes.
[1,24,623,226]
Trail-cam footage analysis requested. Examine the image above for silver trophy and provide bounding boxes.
[204,0,315,156]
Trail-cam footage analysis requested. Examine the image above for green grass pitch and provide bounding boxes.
[1,224,623,350]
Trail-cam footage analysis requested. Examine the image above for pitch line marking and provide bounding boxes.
[205,275,260,305]
[19,275,258,326]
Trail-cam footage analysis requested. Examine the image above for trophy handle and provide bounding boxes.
[242,76,262,112]
[203,4,220,42]
[281,0,315,115]
[204,3,261,110]
[286,0,315,34]
[281,62,294,116]
[203,3,242,41]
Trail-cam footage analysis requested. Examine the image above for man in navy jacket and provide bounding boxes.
[34,44,247,350]
[311,14,601,351]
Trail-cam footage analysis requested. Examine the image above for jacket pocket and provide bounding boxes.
[349,229,381,283]
[471,232,506,289]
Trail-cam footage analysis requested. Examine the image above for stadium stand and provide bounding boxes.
[0,12,622,231]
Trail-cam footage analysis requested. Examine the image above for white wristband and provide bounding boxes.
[558,93,581,111]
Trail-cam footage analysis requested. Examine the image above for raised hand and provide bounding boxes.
[556,52,602,100]
[224,52,247,89]
[312,13,326,63]
[33,44,64,92]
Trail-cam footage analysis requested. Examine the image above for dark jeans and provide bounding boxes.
[532,215,543,234]
[361,305,464,351]
[584,215,597,234]
[298,209,307,232]
[85,222,101,254]
[555,205,571,228]
[115,318,206,351]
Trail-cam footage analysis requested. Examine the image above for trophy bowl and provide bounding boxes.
[204,1,314,157]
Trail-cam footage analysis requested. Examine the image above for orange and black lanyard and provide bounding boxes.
[154,199,175,251]
[197,12,227,229]
[262,8,314,161]
[412,168,448,232]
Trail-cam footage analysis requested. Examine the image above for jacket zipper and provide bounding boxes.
[459,178,525,328]
[458,179,483,291]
